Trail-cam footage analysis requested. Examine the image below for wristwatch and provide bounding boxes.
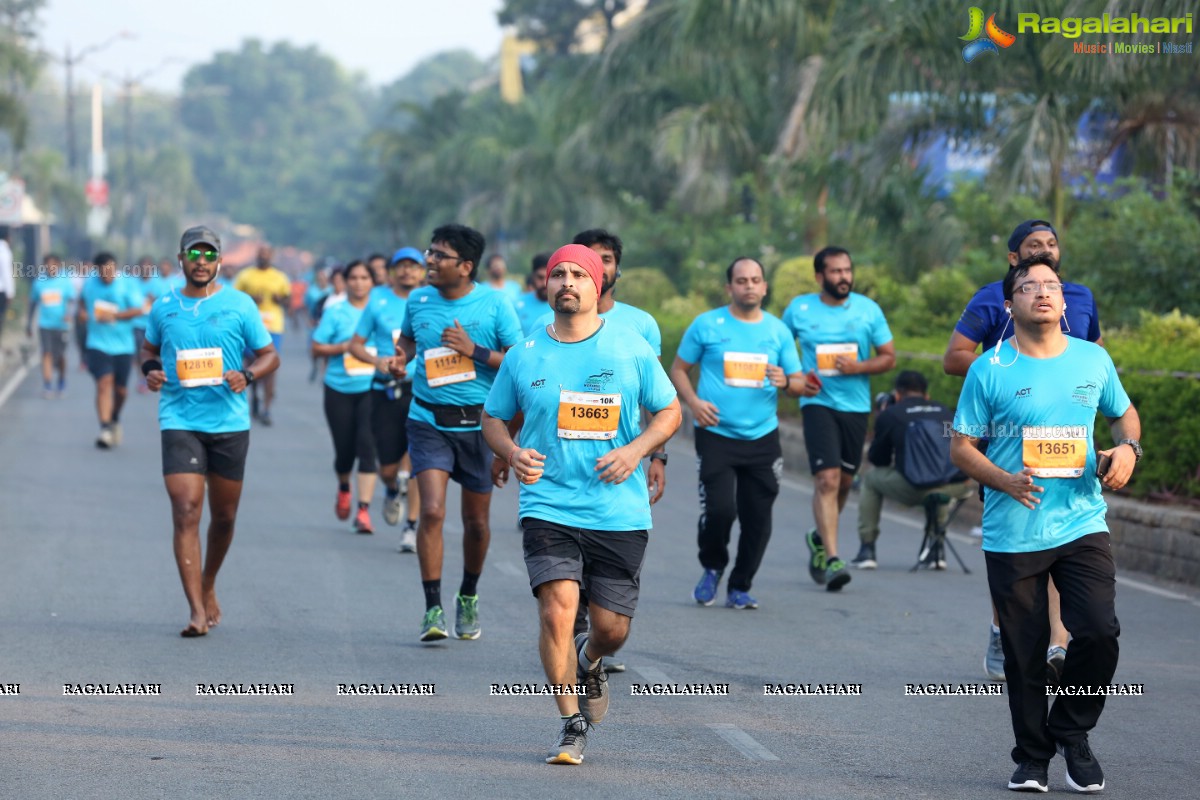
[650,452,668,465]
[1117,439,1142,462]
[241,369,256,385]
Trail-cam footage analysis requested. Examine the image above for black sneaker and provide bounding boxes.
[1058,739,1105,793]
[850,543,877,569]
[1008,760,1049,792]
[805,528,827,585]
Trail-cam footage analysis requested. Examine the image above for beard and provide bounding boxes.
[822,276,851,299]
[553,291,580,313]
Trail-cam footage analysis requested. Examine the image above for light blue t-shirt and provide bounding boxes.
[30,276,77,331]
[514,291,552,336]
[677,307,802,440]
[355,286,410,388]
[305,282,330,317]
[402,283,524,431]
[537,301,663,357]
[314,300,372,395]
[145,285,273,433]
[953,338,1131,554]
[485,322,678,531]
[782,292,893,413]
[82,276,144,355]
[490,279,523,303]
[132,277,169,330]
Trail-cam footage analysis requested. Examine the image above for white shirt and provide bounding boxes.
[0,240,14,298]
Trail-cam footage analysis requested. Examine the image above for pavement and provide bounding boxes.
[2,334,1199,799]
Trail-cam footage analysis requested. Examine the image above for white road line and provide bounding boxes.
[633,666,672,684]
[1115,575,1196,603]
[0,359,30,410]
[707,723,780,761]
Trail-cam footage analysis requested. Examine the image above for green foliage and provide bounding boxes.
[614,267,678,312]
[498,0,630,56]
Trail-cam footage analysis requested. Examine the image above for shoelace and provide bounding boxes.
[561,715,590,744]
[582,666,607,699]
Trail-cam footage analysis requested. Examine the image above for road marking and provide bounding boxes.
[707,723,780,761]
[1115,574,1196,603]
[0,359,30,410]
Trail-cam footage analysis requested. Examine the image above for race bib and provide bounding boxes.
[1022,425,1088,478]
[176,347,225,387]
[93,299,119,323]
[424,346,475,387]
[260,309,280,329]
[815,343,858,376]
[723,351,768,388]
[42,290,63,307]
[558,390,621,440]
[343,345,377,377]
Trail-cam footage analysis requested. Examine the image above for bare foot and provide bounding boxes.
[204,589,222,628]
[181,610,208,637]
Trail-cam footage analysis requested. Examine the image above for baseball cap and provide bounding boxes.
[1007,220,1057,254]
[391,246,424,266]
[180,226,221,252]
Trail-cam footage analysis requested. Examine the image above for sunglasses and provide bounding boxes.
[186,248,219,261]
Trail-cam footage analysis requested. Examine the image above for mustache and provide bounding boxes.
[555,288,578,299]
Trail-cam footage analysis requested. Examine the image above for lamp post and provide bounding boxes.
[60,33,134,180]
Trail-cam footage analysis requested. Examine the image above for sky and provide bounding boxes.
[36,0,506,93]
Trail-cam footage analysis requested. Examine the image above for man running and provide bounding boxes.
[783,246,895,591]
[142,226,279,636]
[383,224,522,643]
[234,244,290,426]
[950,253,1139,794]
[80,252,144,448]
[670,257,803,609]
[26,254,77,398]
[485,253,523,303]
[482,244,680,765]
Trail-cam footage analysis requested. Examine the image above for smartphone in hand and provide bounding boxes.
[1096,452,1112,479]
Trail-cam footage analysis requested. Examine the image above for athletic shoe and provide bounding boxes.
[546,713,589,765]
[1058,739,1105,793]
[95,427,114,449]
[1046,645,1067,688]
[805,528,827,585]
[259,411,273,427]
[985,626,1007,682]
[725,589,759,609]
[354,506,374,535]
[825,558,851,592]
[455,593,481,640]
[383,487,403,526]
[398,471,410,496]
[110,422,122,446]
[419,606,448,642]
[335,490,352,521]
[1007,760,1049,792]
[692,569,721,605]
[575,633,609,724]
[602,658,625,674]
[850,543,877,569]
[398,522,417,553]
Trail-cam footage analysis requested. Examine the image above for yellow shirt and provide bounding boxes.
[234,267,291,334]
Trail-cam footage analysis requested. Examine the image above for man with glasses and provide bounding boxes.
[349,247,427,550]
[951,253,1139,793]
[384,224,523,643]
[142,226,280,637]
[943,219,1102,685]
[234,245,291,426]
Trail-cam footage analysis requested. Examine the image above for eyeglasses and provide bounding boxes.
[424,248,463,265]
[1016,281,1063,294]
[185,248,219,262]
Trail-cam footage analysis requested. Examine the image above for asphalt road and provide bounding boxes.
[2,333,1198,799]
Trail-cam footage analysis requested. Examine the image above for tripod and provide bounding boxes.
[910,490,971,574]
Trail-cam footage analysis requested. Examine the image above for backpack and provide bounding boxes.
[901,417,967,489]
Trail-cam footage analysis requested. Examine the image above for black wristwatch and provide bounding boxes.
[241,369,255,385]
[1117,439,1142,462]
[650,452,668,465]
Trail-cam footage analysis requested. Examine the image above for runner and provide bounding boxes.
[349,246,425,551]
[80,252,144,449]
[485,253,523,302]
[382,224,523,643]
[233,245,291,426]
[482,243,681,765]
[311,260,379,534]
[366,252,389,287]
[514,253,551,335]
[25,254,77,398]
[950,253,1139,793]
[782,246,895,592]
[142,226,279,637]
[669,257,803,609]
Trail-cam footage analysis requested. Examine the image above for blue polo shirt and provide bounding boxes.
[677,307,802,440]
[953,338,1130,553]
[782,292,893,413]
[956,280,1101,349]
[485,321,677,531]
[31,276,77,331]
[314,300,373,395]
[81,276,144,355]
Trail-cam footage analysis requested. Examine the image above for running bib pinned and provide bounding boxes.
[1022,425,1088,478]
[343,345,377,377]
[42,290,63,307]
[93,299,119,323]
[723,351,768,388]
[176,347,225,387]
[424,346,475,387]
[815,343,857,376]
[557,390,621,440]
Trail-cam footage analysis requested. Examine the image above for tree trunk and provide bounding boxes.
[773,55,824,162]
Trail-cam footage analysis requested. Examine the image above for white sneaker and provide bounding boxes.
[398,525,417,553]
[110,422,122,446]
[95,427,114,449]
[383,488,404,526]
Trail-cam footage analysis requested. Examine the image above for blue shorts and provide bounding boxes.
[86,349,133,385]
[405,420,493,494]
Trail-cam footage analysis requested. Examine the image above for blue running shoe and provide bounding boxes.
[725,589,759,609]
[693,569,721,605]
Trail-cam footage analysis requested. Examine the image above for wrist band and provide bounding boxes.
[141,359,163,376]
[472,344,492,363]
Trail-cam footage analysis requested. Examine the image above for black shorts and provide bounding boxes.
[521,517,649,618]
[162,429,251,481]
[406,419,493,494]
[39,328,70,360]
[85,349,133,385]
[801,404,869,475]
[371,384,413,465]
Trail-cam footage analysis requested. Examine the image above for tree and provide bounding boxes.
[498,0,632,56]
[0,0,46,160]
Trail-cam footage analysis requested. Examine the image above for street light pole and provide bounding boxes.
[59,32,134,181]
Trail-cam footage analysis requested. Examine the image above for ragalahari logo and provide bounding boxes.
[960,7,1016,62]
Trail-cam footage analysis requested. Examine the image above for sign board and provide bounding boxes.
[0,175,24,224]
[85,178,109,207]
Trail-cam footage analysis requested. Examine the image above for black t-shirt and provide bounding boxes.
[868,396,955,473]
